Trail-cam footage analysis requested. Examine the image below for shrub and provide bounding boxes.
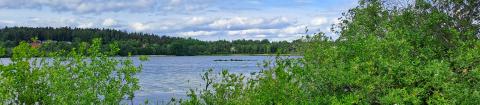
[0,39,143,104]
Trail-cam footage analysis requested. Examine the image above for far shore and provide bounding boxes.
[131,54,300,57]
[0,54,301,58]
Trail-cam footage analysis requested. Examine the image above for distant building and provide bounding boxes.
[30,40,42,48]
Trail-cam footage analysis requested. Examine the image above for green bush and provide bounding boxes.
[0,39,143,104]
[181,0,480,104]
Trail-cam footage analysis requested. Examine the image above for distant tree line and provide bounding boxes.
[0,27,298,56]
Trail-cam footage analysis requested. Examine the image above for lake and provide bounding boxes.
[127,55,292,104]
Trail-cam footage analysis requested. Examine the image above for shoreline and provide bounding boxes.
[131,54,300,57]
[0,54,301,58]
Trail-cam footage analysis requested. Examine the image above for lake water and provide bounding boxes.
[127,56,289,104]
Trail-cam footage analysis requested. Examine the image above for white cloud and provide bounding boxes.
[282,25,306,34]
[163,0,216,12]
[0,20,15,27]
[331,17,341,24]
[209,17,255,29]
[227,28,277,36]
[224,25,306,40]
[209,17,292,30]
[57,17,78,26]
[0,20,15,24]
[78,22,94,28]
[18,17,101,28]
[186,17,210,25]
[254,35,267,38]
[130,22,150,31]
[102,18,117,27]
[178,31,218,37]
[29,17,41,22]
[311,17,327,26]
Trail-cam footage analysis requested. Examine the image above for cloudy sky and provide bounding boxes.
[0,0,358,41]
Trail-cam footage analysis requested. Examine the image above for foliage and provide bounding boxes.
[0,39,143,104]
[181,0,480,104]
[0,27,296,56]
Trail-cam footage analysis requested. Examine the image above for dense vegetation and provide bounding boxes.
[181,0,480,104]
[0,39,144,104]
[0,27,296,56]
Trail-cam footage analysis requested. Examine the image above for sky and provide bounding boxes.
[0,0,358,41]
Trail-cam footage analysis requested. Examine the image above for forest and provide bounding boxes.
[0,27,296,56]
